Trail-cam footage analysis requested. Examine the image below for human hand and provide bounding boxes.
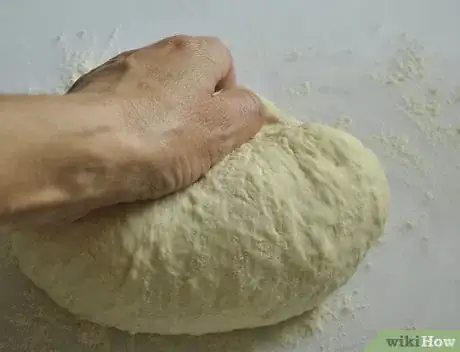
[68,35,271,202]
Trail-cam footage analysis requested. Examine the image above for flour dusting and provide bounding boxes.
[365,34,460,229]
[370,35,460,155]
[55,28,120,93]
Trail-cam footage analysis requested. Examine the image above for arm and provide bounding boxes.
[0,94,132,229]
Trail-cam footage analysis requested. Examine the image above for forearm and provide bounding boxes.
[0,94,132,229]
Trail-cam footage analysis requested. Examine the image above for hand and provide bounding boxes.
[0,35,271,230]
[68,35,268,202]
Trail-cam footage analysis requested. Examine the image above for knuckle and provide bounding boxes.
[167,34,194,49]
[240,90,263,118]
[104,49,138,69]
[115,49,136,61]
[200,36,231,60]
[208,37,231,55]
[103,49,138,67]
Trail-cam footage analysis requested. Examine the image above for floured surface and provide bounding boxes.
[12,99,388,335]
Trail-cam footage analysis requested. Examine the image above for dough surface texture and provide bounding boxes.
[12,99,389,335]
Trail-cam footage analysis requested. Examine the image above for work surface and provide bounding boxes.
[0,0,459,351]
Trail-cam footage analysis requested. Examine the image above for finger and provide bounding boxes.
[105,49,138,64]
[148,34,194,49]
[262,105,280,123]
[207,87,265,162]
[135,35,235,92]
[211,88,279,123]
[215,64,236,92]
[67,49,137,94]
[194,36,235,93]
[121,35,194,62]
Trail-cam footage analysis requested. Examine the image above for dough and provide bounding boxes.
[12,99,389,336]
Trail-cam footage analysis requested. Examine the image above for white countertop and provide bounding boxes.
[1,0,459,351]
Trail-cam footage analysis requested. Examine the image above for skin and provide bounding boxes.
[0,35,274,230]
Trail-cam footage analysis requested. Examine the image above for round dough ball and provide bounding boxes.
[12,101,389,336]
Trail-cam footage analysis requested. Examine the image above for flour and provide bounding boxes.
[367,34,459,237]
[370,131,424,178]
[55,28,120,93]
[333,116,352,131]
[370,35,426,85]
[370,36,460,154]
[284,50,305,62]
[76,321,110,348]
[285,81,313,98]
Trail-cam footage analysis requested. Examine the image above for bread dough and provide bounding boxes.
[11,98,389,336]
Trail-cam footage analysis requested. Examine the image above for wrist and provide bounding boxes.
[0,94,132,227]
[34,94,129,204]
